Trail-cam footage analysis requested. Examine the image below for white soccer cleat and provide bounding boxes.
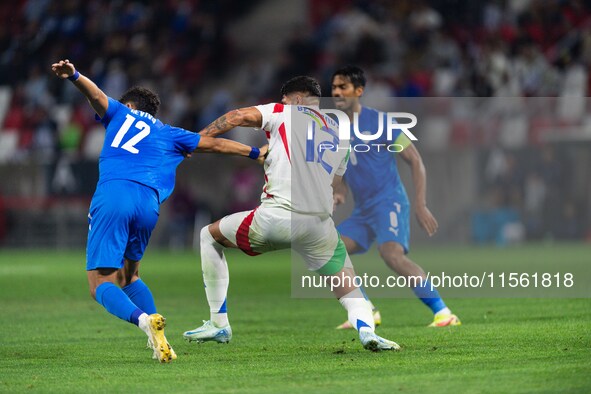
[359,330,401,352]
[183,320,232,344]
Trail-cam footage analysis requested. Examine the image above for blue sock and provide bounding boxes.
[122,279,157,315]
[95,282,144,326]
[412,279,447,314]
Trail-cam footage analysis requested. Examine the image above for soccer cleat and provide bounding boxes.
[359,330,400,352]
[147,336,177,360]
[336,310,382,330]
[428,313,461,327]
[183,320,232,344]
[146,314,175,363]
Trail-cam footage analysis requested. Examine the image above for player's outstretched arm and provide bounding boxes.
[199,107,262,137]
[195,136,268,164]
[399,144,439,236]
[51,59,108,118]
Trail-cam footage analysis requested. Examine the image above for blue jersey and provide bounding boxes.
[97,97,200,203]
[344,106,409,207]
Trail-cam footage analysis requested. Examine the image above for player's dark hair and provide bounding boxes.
[119,86,160,117]
[332,65,366,88]
[280,76,322,97]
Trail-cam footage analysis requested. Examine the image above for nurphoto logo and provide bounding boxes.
[301,107,418,153]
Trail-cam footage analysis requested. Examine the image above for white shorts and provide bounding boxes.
[218,203,351,274]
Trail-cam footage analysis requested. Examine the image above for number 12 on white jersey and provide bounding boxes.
[305,121,339,174]
[111,114,151,154]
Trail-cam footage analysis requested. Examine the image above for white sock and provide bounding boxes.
[138,313,150,334]
[338,288,375,333]
[359,287,376,311]
[201,226,230,327]
[435,307,452,317]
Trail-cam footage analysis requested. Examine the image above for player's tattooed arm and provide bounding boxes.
[199,107,262,137]
[196,136,268,164]
[51,59,109,118]
[200,114,229,137]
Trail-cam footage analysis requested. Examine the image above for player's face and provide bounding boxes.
[331,75,363,110]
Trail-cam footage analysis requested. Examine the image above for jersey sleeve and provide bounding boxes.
[169,126,201,153]
[335,149,350,176]
[393,133,412,150]
[255,103,281,132]
[385,113,412,150]
[96,97,123,127]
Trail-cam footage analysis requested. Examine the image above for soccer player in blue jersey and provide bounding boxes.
[331,66,460,328]
[51,59,266,362]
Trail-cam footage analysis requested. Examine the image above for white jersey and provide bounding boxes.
[254,103,350,217]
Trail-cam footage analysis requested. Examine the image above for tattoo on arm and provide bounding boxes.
[199,107,261,136]
[201,115,229,137]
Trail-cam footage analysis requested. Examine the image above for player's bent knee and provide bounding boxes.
[379,245,405,268]
[203,221,235,248]
[97,268,118,277]
[200,225,214,242]
[119,260,140,287]
[117,273,139,288]
[340,236,361,254]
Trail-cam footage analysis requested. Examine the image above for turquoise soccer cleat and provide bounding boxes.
[183,320,233,344]
[359,330,401,352]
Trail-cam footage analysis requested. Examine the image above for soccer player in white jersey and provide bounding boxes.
[183,76,399,351]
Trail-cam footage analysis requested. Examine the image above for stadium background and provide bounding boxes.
[1,0,590,250]
[0,0,589,249]
[0,1,590,392]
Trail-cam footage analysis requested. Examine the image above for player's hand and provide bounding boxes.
[333,193,346,212]
[51,59,76,79]
[256,144,269,165]
[333,193,346,206]
[183,151,192,159]
[415,205,438,236]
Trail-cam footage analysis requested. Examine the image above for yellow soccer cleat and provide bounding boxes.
[428,313,461,327]
[147,337,176,360]
[146,314,174,363]
[336,310,382,330]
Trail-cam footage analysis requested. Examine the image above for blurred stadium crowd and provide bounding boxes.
[0,0,590,246]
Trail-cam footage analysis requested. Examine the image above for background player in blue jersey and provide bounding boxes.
[51,59,266,362]
[331,66,460,328]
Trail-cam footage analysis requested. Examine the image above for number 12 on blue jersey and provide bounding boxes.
[111,114,151,154]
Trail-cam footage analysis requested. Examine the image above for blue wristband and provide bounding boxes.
[67,70,80,81]
[249,147,260,159]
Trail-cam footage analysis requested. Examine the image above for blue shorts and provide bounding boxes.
[337,197,410,255]
[86,180,159,271]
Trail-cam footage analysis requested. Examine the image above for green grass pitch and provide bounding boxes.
[1,244,590,393]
